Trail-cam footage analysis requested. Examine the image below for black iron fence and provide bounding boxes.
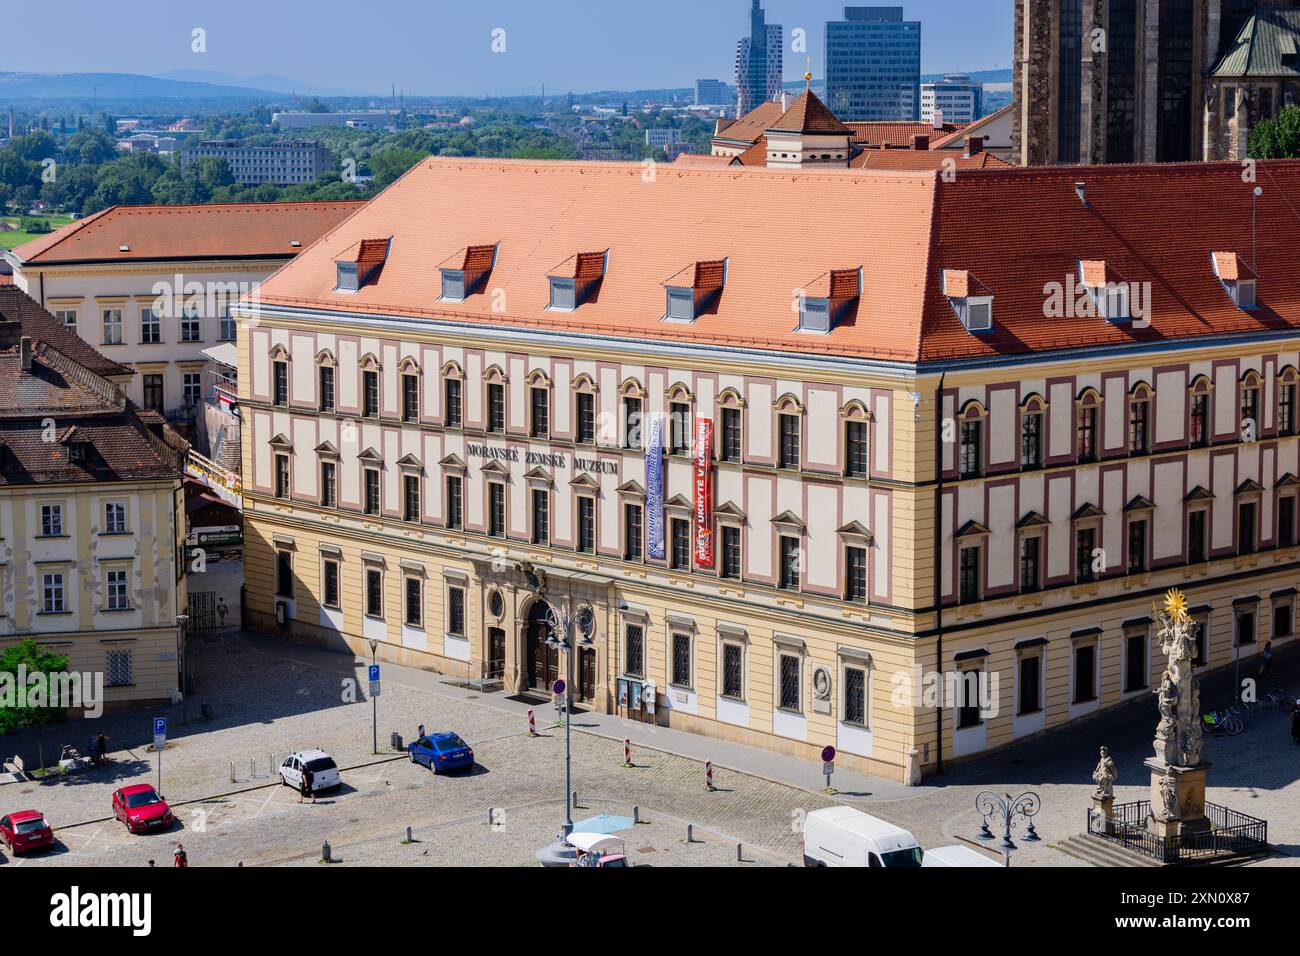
[1087,800,1269,863]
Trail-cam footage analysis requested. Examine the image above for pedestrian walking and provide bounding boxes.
[1260,641,1275,678]
[299,765,315,803]
[173,843,188,868]
[1292,699,1300,744]
[95,732,109,767]
[216,597,228,628]
[417,723,426,740]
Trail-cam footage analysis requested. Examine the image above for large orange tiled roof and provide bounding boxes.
[769,90,852,135]
[846,121,965,147]
[10,201,365,265]
[250,158,1300,366]
[849,148,1012,170]
[710,101,786,146]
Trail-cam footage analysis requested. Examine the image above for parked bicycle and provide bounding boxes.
[1202,705,1245,737]
[1264,687,1295,711]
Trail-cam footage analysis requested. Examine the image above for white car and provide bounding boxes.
[279,749,341,792]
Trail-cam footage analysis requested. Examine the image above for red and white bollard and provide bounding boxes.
[705,761,716,792]
[528,709,537,738]
[623,737,632,768]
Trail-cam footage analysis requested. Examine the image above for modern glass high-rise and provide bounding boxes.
[825,6,921,121]
[735,0,783,114]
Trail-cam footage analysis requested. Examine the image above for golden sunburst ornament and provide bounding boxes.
[1163,588,1189,624]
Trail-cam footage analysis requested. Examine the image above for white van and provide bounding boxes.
[922,845,1003,867]
[803,806,923,867]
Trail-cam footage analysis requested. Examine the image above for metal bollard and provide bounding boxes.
[687,824,695,843]
[322,841,331,862]
[633,806,640,824]
[405,826,413,843]
[250,757,255,778]
[736,843,743,862]
[230,761,235,783]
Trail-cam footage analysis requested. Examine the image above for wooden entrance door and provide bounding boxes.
[487,627,506,680]
[525,602,559,692]
[578,647,596,702]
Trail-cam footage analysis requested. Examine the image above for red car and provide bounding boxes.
[0,810,54,854]
[112,785,174,834]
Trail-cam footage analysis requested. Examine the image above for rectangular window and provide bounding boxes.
[322,559,340,609]
[778,536,800,589]
[143,374,164,412]
[364,469,380,515]
[1018,654,1041,715]
[363,370,379,418]
[846,545,867,602]
[41,504,64,537]
[1127,519,1148,573]
[1274,602,1293,639]
[445,476,463,530]
[625,623,645,677]
[1188,510,1207,563]
[219,308,236,342]
[489,483,506,537]
[106,650,132,687]
[275,454,290,499]
[1076,527,1096,582]
[1019,536,1041,592]
[445,379,462,428]
[183,373,201,407]
[576,392,595,444]
[958,545,980,602]
[1129,399,1148,453]
[530,388,549,438]
[1236,610,1256,646]
[577,497,596,553]
[1280,496,1296,548]
[1020,412,1041,467]
[55,309,77,331]
[106,569,130,610]
[960,419,981,478]
[1074,643,1097,703]
[320,461,336,507]
[670,402,691,454]
[623,397,642,448]
[1191,618,1207,666]
[273,362,288,406]
[1125,631,1148,692]
[405,577,422,627]
[365,568,383,618]
[778,415,800,469]
[1238,501,1257,554]
[1281,384,1296,436]
[1190,392,1209,447]
[448,586,466,636]
[957,669,982,728]
[104,502,126,534]
[671,633,692,688]
[403,474,420,522]
[319,366,335,412]
[844,666,867,725]
[102,309,123,345]
[181,309,201,342]
[402,374,419,422]
[722,643,743,700]
[1077,405,1097,462]
[487,383,505,433]
[624,503,643,561]
[531,489,549,545]
[276,551,293,598]
[779,654,801,711]
[1241,386,1259,430]
[42,573,65,613]
[670,517,690,569]
[845,420,868,477]
[721,525,741,579]
[721,407,741,462]
[140,308,160,344]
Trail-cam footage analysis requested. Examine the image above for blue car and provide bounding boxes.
[408,732,475,773]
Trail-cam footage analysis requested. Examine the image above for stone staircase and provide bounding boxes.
[1055,833,1272,867]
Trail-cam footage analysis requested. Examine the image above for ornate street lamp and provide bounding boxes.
[545,598,595,839]
[975,789,1042,858]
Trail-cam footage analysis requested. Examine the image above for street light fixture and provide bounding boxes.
[974,789,1042,863]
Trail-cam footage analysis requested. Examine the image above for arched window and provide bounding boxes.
[1279,367,1298,437]
[717,387,745,463]
[483,365,508,434]
[527,369,552,439]
[958,400,986,479]
[1128,382,1153,455]
[841,400,871,478]
[315,349,336,413]
[666,383,694,455]
[1189,375,1212,448]
[1240,370,1262,439]
[572,373,597,445]
[1075,388,1102,463]
[620,378,645,449]
[441,361,464,429]
[1019,393,1046,469]
[773,393,804,470]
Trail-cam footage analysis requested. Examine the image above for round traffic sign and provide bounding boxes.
[821,745,836,763]
[553,679,566,695]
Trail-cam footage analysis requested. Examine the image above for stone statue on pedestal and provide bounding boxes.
[1159,767,1181,821]
[1151,590,1203,769]
[1092,745,1117,798]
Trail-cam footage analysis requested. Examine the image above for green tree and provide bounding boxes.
[1248,106,1300,159]
[369,146,426,187]
[0,640,70,771]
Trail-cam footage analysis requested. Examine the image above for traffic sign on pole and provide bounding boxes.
[821,745,837,794]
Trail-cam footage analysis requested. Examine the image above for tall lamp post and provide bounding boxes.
[175,613,189,724]
[368,639,379,755]
[535,596,595,865]
[974,789,1042,866]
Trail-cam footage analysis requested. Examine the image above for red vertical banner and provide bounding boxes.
[694,417,714,567]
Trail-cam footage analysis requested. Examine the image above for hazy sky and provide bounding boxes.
[4,0,1014,96]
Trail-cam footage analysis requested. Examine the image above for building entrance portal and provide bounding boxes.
[525,601,559,693]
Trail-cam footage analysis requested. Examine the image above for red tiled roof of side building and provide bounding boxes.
[673,153,737,167]
[850,148,1013,171]
[769,90,852,135]
[0,286,133,379]
[710,101,787,146]
[9,200,366,265]
[845,121,966,147]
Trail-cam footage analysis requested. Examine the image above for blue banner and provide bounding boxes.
[646,413,665,560]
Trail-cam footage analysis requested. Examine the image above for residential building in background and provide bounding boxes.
[921,73,983,124]
[1205,5,1300,159]
[645,128,683,148]
[0,287,189,713]
[735,0,783,115]
[3,201,363,460]
[825,6,922,121]
[181,140,332,185]
[695,79,729,106]
[272,110,401,131]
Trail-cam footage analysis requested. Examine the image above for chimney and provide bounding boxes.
[964,135,984,157]
[19,335,32,372]
[781,90,789,111]
[932,108,944,130]
[912,134,930,151]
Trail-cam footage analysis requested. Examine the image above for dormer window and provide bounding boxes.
[797,268,860,333]
[1212,251,1258,311]
[438,243,498,302]
[547,251,607,312]
[334,237,391,293]
[1079,260,1130,323]
[942,269,993,333]
[662,259,726,323]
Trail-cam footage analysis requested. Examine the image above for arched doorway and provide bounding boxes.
[525,601,559,693]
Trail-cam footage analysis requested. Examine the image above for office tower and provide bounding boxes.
[825,6,922,121]
[735,0,783,115]
[921,74,984,124]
